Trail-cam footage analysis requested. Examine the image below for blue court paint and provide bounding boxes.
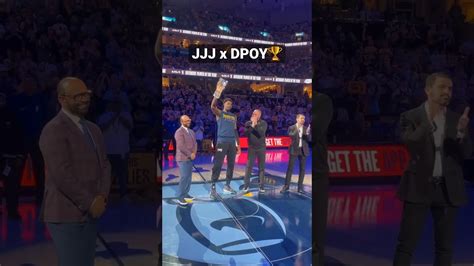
[162,173,312,265]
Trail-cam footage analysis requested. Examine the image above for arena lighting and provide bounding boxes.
[162,68,312,84]
[218,25,231,33]
[162,16,176,22]
[162,27,311,46]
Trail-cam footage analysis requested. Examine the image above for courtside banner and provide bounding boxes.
[328,145,409,177]
[239,136,292,149]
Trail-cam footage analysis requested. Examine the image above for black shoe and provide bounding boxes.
[8,212,22,220]
[176,198,188,206]
[210,186,218,200]
[297,188,305,194]
[184,194,195,200]
[280,185,289,193]
[223,185,236,194]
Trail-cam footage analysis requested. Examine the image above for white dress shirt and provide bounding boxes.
[181,125,190,134]
[298,125,303,147]
[62,109,84,132]
[425,103,445,177]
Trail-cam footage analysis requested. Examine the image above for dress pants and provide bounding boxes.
[47,220,98,266]
[394,182,457,266]
[177,160,192,199]
[243,147,266,188]
[284,147,306,189]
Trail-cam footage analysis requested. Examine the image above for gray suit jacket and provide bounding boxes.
[39,111,111,222]
[175,127,197,161]
[397,104,472,206]
[288,124,311,156]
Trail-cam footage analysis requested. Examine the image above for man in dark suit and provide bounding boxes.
[281,114,311,193]
[242,109,268,193]
[313,92,333,266]
[174,115,197,206]
[393,72,472,266]
[39,77,111,266]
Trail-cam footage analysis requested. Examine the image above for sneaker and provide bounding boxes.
[184,194,195,200]
[297,188,305,194]
[242,186,249,193]
[176,198,188,206]
[259,187,265,193]
[223,185,236,194]
[280,185,289,193]
[210,186,218,199]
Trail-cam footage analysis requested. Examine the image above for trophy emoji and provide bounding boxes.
[268,46,283,61]
[213,78,228,99]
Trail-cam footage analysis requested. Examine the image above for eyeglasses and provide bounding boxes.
[62,90,92,101]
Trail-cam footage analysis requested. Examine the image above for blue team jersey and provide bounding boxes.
[217,111,237,143]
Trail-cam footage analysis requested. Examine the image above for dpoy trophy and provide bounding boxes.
[214,78,228,99]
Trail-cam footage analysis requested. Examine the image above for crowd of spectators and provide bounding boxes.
[315,7,474,143]
[162,46,312,79]
[162,81,311,151]
[0,0,161,152]
[162,8,311,42]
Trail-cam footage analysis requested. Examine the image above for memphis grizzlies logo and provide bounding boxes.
[177,198,286,255]
[162,194,312,264]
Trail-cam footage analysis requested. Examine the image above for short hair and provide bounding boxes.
[425,72,451,89]
[223,98,232,104]
[180,115,190,123]
[297,114,305,119]
[57,77,81,95]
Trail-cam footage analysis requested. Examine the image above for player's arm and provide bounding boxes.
[235,121,240,147]
[211,97,222,117]
[235,121,241,155]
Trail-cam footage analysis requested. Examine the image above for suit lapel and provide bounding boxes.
[445,110,457,139]
[418,103,435,146]
[58,112,98,156]
[58,112,85,140]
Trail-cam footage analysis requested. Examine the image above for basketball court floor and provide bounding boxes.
[1,148,473,265]
[162,149,313,265]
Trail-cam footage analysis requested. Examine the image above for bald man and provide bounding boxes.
[243,109,267,193]
[39,77,111,266]
[174,115,197,206]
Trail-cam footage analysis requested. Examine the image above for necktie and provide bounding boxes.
[79,119,96,151]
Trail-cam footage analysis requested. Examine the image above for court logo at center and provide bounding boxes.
[176,198,287,255]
